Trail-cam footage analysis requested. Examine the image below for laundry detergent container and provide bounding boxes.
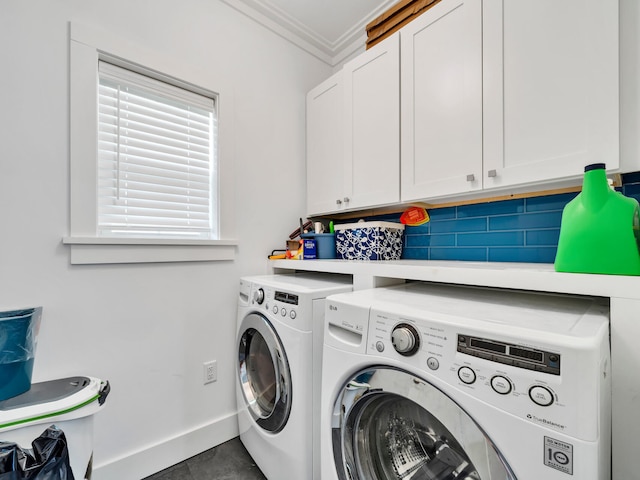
[0,376,110,479]
[555,163,640,275]
[0,307,43,401]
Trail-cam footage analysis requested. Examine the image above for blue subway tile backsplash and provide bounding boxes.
[524,193,578,212]
[428,234,456,247]
[431,247,488,262]
[430,217,488,234]
[488,247,557,263]
[357,173,640,264]
[457,199,524,217]
[488,211,563,231]
[457,231,524,247]
[525,229,560,246]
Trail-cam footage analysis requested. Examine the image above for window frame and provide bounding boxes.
[66,22,236,264]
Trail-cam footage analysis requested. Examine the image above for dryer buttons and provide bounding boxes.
[529,385,555,406]
[490,375,512,395]
[273,306,279,315]
[290,310,297,320]
[458,366,476,384]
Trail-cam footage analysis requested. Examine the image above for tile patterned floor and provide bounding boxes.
[142,437,267,480]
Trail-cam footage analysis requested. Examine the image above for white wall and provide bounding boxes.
[0,1,331,478]
[621,0,640,171]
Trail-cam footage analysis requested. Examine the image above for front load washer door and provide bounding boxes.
[332,366,516,480]
[237,312,292,433]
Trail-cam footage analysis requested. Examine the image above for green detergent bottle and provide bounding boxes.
[555,163,640,275]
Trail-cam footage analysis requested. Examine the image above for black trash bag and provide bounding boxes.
[0,426,75,480]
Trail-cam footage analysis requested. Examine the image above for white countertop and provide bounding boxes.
[270,259,640,300]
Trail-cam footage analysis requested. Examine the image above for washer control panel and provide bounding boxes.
[363,308,602,439]
[457,334,561,375]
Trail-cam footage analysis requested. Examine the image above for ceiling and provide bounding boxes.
[221,0,398,65]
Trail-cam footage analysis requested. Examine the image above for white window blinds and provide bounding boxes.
[98,61,218,239]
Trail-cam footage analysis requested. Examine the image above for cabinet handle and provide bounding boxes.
[343,197,350,203]
[487,169,497,178]
[336,199,342,205]
[466,174,475,182]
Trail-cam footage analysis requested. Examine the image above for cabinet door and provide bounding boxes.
[343,33,400,210]
[400,0,482,202]
[306,72,345,216]
[483,0,619,189]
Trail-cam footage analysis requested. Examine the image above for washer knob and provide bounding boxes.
[391,324,420,356]
[253,288,265,305]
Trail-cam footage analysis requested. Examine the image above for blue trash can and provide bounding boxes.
[0,307,42,401]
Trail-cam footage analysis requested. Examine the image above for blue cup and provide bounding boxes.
[302,233,336,259]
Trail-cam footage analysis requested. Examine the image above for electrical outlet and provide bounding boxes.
[203,360,217,384]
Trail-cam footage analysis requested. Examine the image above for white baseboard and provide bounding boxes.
[92,413,239,480]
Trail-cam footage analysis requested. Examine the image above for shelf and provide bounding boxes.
[269,259,640,300]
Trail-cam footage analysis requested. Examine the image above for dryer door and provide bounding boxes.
[332,366,516,480]
[237,312,292,433]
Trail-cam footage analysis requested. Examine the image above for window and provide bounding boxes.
[66,23,236,264]
[98,62,217,240]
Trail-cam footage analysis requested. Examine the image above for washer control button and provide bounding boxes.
[427,357,440,371]
[272,306,278,314]
[529,385,554,406]
[458,366,476,384]
[375,341,385,352]
[281,308,287,317]
[290,310,296,319]
[491,375,512,395]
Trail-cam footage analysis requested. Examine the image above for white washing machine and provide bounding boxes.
[321,282,611,480]
[236,273,352,480]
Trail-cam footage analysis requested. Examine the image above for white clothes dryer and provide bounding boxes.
[321,282,611,480]
[236,273,352,480]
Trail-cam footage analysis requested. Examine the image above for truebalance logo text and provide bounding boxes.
[526,414,566,430]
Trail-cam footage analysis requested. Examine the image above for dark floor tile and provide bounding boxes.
[142,461,193,480]
[142,437,265,480]
[187,438,266,480]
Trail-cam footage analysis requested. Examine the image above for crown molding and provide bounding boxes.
[221,0,396,66]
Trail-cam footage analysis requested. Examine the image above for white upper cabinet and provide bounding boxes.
[306,72,344,216]
[306,34,400,217]
[343,32,400,212]
[307,0,619,212]
[482,0,619,189]
[401,0,618,202]
[401,0,483,202]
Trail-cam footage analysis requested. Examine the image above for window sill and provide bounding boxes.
[62,237,237,265]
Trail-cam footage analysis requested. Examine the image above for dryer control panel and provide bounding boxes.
[249,284,306,330]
